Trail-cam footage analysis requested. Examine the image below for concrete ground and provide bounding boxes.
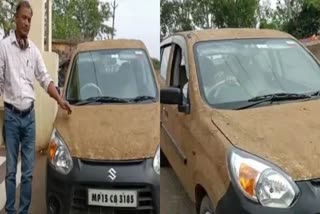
[0,150,47,214]
[160,167,196,214]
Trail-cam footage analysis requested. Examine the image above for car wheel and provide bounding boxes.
[200,195,215,214]
[46,195,61,214]
[160,149,170,167]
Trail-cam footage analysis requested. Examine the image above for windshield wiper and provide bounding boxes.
[237,93,311,110]
[311,90,320,96]
[74,96,130,106]
[129,95,156,102]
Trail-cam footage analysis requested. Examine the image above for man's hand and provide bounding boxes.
[47,83,72,114]
[58,99,72,114]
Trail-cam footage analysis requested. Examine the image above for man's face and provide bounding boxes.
[15,7,32,39]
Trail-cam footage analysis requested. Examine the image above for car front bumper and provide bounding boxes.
[46,157,160,214]
[216,180,320,214]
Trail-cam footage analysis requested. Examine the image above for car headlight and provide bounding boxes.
[153,145,160,175]
[228,149,299,208]
[48,128,73,175]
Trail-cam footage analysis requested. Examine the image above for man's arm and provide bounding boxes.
[34,48,72,114]
[47,82,72,114]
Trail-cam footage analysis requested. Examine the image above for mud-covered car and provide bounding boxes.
[46,39,160,214]
[159,28,320,214]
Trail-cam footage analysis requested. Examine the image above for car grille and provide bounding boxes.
[70,184,155,214]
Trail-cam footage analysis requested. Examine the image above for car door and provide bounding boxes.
[160,36,195,196]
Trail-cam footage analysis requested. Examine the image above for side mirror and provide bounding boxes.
[160,87,182,105]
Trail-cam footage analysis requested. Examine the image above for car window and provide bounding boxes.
[194,38,320,107]
[276,47,320,86]
[170,46,181,87]
[169,44,189,102]
[66,49,157,102]
[160,45,171,81]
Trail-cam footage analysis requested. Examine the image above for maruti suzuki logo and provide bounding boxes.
[108,168,117,181]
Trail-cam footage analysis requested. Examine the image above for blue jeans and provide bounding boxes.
[3,106,35,214]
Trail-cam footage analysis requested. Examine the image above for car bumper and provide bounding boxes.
[216,180,320,214]
[46,157,160,214]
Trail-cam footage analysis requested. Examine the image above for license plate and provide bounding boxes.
[88,189,137,208]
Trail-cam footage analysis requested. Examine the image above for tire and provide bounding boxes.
[160,149,170,167]
[46,195,61,214]
[199,195,215,214]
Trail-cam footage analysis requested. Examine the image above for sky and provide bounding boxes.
[268,0,278,9]
[103,0,160,60]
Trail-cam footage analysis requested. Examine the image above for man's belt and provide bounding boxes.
[4,102,34,117]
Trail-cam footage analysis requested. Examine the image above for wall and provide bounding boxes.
[30,0,59,151]
[33,52,58,151]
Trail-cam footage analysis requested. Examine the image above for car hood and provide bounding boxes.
[211,99,320,181]
[54,103,160,160]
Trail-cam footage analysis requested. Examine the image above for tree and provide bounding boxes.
[272,0,303,31]
[160,0,193,39]
[259,0,320,38]
[53,0,113,41]
[258,0,276,29]
[152,58,160,70]
[160,0,260,38]
[258,0,291,30]
[307,0,320,9]
[52,0,81,41]
[212,0,259,28]
[257,0,320,39]
[190,0,215,29]
[94,1,114,40]
[0,0,16,38]
[286,2,320,38]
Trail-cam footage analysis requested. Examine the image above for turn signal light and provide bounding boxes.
[49,140,58,161]
[239,163,258,196]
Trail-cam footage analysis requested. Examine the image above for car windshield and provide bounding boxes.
[194,38,320,109]
[66,49,157,103]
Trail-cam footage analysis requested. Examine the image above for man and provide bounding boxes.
[0,1,72,213]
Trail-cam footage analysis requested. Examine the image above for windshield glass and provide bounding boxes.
[194,38,320,108]
[66,49,157,103]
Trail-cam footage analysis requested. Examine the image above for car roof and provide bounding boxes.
[75,39,147,53]
[162,28,294,44]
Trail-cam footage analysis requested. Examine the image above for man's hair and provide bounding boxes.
[16,0,33,16]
